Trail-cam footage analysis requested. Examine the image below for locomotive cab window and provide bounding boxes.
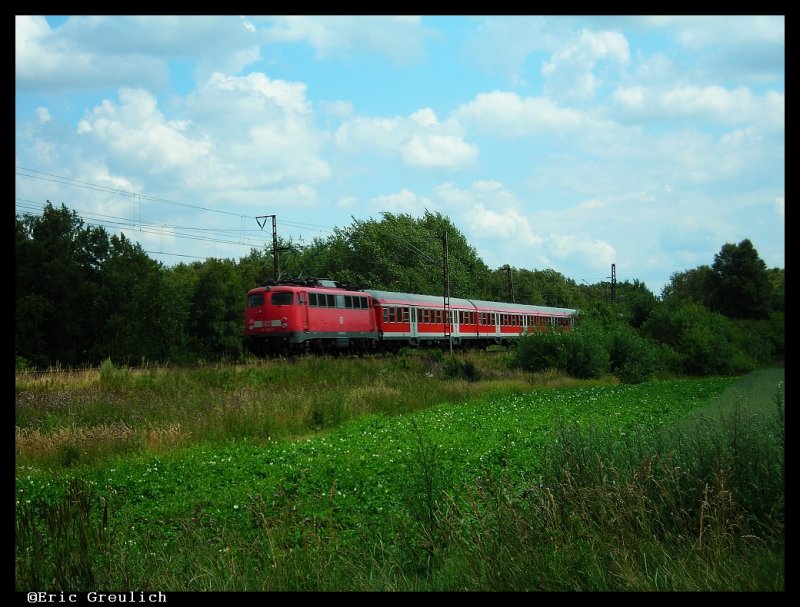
[271,292,293,306]
[248,294,265,308]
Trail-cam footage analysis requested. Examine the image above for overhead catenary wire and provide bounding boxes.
[15,166,343,261]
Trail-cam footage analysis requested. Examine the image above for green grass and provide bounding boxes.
[15,365,784,591]
[15,352,604,469]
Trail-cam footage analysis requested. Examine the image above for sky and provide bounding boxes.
[15,15,785,296]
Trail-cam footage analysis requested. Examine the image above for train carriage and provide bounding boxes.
[468,299,576,342]
[366,290,576,349]
[365,290,478,348]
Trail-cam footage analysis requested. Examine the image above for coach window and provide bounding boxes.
[271,292,293,306]
[389,307,396,323]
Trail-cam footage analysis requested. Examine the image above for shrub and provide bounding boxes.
[563,324,610,379]
[510,330,568,373]
[608,326,663,383]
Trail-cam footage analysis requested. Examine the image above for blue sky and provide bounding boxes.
[15,15,785,296]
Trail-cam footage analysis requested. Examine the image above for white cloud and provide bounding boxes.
[77,88,213,171]
[402,135,478,168]
[410,108,438,127]
[334,109,476,169]
[65,69,330,207]
[260,16,428,65]
[774,197,784,219]
[16,16,170,92]
[318,100,355,118]
[668,15,784,50]
[434,181,540,245]
[35,107,51,124]
[452,91,587,137]
[369,189,435,215]
[612,84,784,131]
[547,234,616,269]
[16,16,263,93]
[462,16,552,83]
[541,29,630,101]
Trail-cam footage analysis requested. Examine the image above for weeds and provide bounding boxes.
[15,366,784,591]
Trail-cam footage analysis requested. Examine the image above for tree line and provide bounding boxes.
[16,202,784,373]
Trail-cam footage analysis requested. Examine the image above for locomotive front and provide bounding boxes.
[243,285,303,355]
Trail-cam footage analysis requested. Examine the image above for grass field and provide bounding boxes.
[15,354,784,591]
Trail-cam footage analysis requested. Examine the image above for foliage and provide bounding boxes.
[186,258,246,360]
[641,300,739,376]
[562,317,610,379]
[16,202,103,367]
[15,204,783,373]
[661,265,715,306]
[607,324,664,383]
[709,239,773,320]
[510,329,568,373]
[614,279,659,329]
[291,211,490,298]
[15,371,783,591]
[512,309,661,383]
[662,240,778,322]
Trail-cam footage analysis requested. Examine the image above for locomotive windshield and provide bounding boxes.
[271,292,293,306]
[247,294,265,308]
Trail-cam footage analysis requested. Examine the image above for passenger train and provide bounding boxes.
[243,278,576,356]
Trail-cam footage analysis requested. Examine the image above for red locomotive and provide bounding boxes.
[243,278,576,355]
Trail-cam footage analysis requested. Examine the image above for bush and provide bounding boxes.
[608,326,663,383]
[563,324,610,379]
[443,357,481,382]
[510,330,568,373]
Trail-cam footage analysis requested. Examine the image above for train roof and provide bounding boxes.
[364,290,576,316]
[364,289,475,308]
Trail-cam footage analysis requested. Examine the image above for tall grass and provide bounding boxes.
[15,370,784,591]
[430,374,785,591]
[16,352,591,469]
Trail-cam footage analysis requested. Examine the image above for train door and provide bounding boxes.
[297,291,309,332]
[410,307,418,340]
[494,312,500,338]
[452,309,459,339]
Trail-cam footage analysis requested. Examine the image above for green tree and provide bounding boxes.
[95,234,167,364]
[660,265,715,307]
[766,267,785,313]
[186,258,246,360]
[709,239,772,319]
[292,211,490,297]
[498,268,578,307]
[640,300,736,375]
[161,263,201,363]
[614,279,659,329]
[15,202,109,367]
